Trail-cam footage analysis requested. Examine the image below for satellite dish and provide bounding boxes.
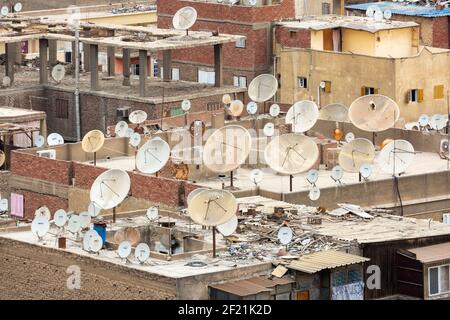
[202,125,252,173]
[286,100,319,133]
[366,5,376,17]
[67,214,81,234]
[377,139,415,175]
[217,215,238,236]
[222,94,232,105]
[308,185,321,201]
[53,209,68,227]
[136,137,170,174]
[83,229,99,251]
[188,189,237,226]
[82,130,105,153]
[0,150,5,167]
[430,114,447,131]
[129,110,147,124]
[90,169,131,210]
[187,188,209,205]
[248,74,278,103]
[13,2,22,12]
[173,6,198,30]
[277,226,293,245]
[319,103,349,122]
[249,169,264,185]
[418,114,429,127]
[349,95,399,132]
[383,10,392,20]
[47,133,64,146]
[331,165,344,181]
[264,133,319,175]
[1,6,9,16]
[88,234,103,253]
[0,198,8,211]
[118,241,132,259]
[113,227,140,246]
[2,76,11,87]
[35,135,45,147]
[359,163,372,179]
[135,243,150,263]
[229,100,244,117]
[51,64,65,82]
[181,99,191,112]
[269,104,280,117]
[339,138,375,173]
[374,10,383,21]
[31,216,50,238]
[88,201,102,217]
[306,169,319,184]
[125,127,134,138]
[35,206,51,221]
[129,132,141,147]
[246,101,258,115]
[249,0,257,5]
[115,121,129,137]
[263,122,275,137]
[146,206,159,221]
[345,132,355,143]
[79,211,91,229]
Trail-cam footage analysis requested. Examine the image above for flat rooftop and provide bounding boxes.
[346,1,450,18]
[0,106,45,123]
[277,15,419,33]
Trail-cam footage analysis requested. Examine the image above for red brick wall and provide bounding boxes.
[10,151,72,185]
[72,162,108,190]
[433,16,450,49]
[19,190,68,220]
[275,26,311,48]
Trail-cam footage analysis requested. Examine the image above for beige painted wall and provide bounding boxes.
[375,28,419,58]
[295,0,334,17]
[342,29,375,56]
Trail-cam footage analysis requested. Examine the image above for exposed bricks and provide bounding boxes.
[18,190,68,219]
[72,162,107,189]
[275,27,311,49]
[432,16,450,49]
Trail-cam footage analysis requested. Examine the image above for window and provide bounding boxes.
[198,70,215,85]
[322,2,331,14]
[236,38,246,48]
[289,30,297,38]
[131,64,140,76]
[172,68,180,81]
[434,85,444,99]
[408,89,423,103]
[170,106,183,117]
[429,265,450,296]
[298,77,308,89]
[361,86,378,96]
[55,98,69,119]
[207,102,222,111]
[233,75,247,88]
[443,213,450,224]
[321,80,332,93]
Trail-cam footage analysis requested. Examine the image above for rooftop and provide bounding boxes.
[407,242,450,263]
[346,1,450,18]
[0,107,45,123]
[277,15,418,33]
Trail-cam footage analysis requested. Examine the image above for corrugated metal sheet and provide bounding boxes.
[209,276,294,297]
[287,250,370,274]
[407,242,450,263]
[346,2,450,18]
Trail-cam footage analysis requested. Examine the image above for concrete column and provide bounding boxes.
[71,41,77,78]
[14,43,22,65]
[107,46,116,77]
[122,48,130,86]
[39,39,49,85]
[83,43,90,71]
[49,39,57,66]
[162,50,172,82]
[214,44,223,87]
[39,117,47,139]
[90,44,99,91]
[5,43,16,84]
[139,49,147,97]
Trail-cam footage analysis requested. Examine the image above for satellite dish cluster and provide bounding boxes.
[365,5,392,21]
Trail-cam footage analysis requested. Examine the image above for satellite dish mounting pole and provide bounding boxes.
[230,170,234,188]
[94,152,97,166]
[289,175,293,192]
[447,90,449,170]
[212,226,217,258]
[113,207,116,223]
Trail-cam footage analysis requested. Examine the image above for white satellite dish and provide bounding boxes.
[430,114,447,131]
[51,64,65,82]
[125,127,134,138]
[13,2,22,12]
[286,100,319,133]
[187,188,208,205]
[146,206,159,221]
[374,10,383,21]
[31,216,50,238]
[345,132,355,143]
[129,110,147,124]
[53,209,68,227]
[331,165,344,181]
[229,100,244,117]
[263,122,275,137]
[1,6,9,16]
[118,241,132,259]
[172,6,198,30]
[67,215,81,234]
[135,243,150,263]
[383,10,392,20]
[308,185,321,201]
[35,135,45,147]
[418,114,429,127]
[79,211,91,229]
[136,138,170,174]
[249,169,264,185]
[366,5,377,17]
[0,198,8,211]
[90,169,131,210]
[306,169,319,184]
[188,189,237,227]
[83,229,99,251]
[222,94,232,105]
[129,132,141,147]
[246,101,258,115]
[359,163,372,179]
[277,226,293,245]
[35,206,51,221]
[248,74,278,103]
[181,99,191,112]
[249,0,257,5]
[217,215,238,236]
[2,76,11,87]
[115,121,129,137]
[88,201,102,217]
[47,133,64,146]
[269,104,280,117]
[377,139,415,175]
[88,234,103,253]
[339,138,375,173]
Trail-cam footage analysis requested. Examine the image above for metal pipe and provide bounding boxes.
[74,28,81,141]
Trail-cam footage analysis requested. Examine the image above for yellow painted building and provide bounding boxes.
[275,16,449,123]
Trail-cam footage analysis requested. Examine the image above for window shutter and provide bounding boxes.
[361,86,365,96]
[374,88,379,94]
[406,90,411,103]
[325,81,331,93]
[418,89,424,102]
[434,85,444,99]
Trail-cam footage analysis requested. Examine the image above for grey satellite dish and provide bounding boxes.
[88,234,103,253]
[374,10,383,21]
[181,99,191,112]
[31,216,50,238]
[129,132,141,147]
[430,114,447,131]
[383,10,392,20]
[83,229,99,251]
[306,169,319,184]
[13,2,22,12]
[90,169,131,210]
[217,215,238,236]
[269,104,280,117]
[1,6,9,16]
[53,209,68,227]
[118,241,132,259]
[418,114,429,127]
[115,121,128,138]
[308,185,321,201]
[248,74,278,103]
[377,139,415,175]
[0,198,8,211]
[2,76,11,87]
[35,135,45,147]
[246,101,258,115]
[331,165,344,182]
[88,201,102,217]
[263,122,275,137]
[359,163,372,179]
[172,6,198,30]
[67,214,81,234]
[136,138,171,174]
[129,110,147,124]
[277,226,293,245]
[79,211,91,229]
[135,243,150,263]
[47,133,64,146]
[249,169,264,185]
[35,206,51,221]
[125,127,134,138]
[345,132,355,143]
[146,206,159,221]
[51,64,65,82]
